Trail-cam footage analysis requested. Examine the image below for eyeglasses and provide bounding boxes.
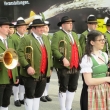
[95,39,106,42]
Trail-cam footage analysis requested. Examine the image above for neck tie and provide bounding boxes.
[68,34,74,44]
[3,39,12,79]
[38,37,44,45]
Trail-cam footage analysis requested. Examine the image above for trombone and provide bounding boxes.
[0,48,18,69]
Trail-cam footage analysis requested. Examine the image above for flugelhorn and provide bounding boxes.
[25,40,34,68]
[59,37,67,57]
[0,48,18,69]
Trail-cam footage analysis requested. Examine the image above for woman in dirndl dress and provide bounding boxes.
[80,30,110,110]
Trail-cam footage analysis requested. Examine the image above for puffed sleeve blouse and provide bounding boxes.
[80,51,108,74]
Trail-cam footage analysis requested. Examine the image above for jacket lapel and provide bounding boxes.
[7,38,12,48]
[0,40,6,50]
[61,30,71,43]
[31,34,41,53]
[42,35,47,49]
[72,32,78,45]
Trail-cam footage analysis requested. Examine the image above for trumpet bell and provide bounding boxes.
[0,48,18,69]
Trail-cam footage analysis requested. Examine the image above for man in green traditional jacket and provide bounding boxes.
[51,16,82,110]
[104,19,110,53]
[0,17,19,110]
[103,18,110,72]
[79,15,98,56]
[17,18,52,110]
[10,17,27,107]
[40,20,53,102]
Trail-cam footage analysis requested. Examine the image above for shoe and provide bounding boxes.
[40,96,47,102]
[14,100,21,107]
[19,100,24,104]
[45,95,52,101]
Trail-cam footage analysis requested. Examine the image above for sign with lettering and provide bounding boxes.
[4,0,30,6]
[96,19,107,33]
[0,0,110,33]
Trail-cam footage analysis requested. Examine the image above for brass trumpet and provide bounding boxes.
[59,38,67,57]
[0,48,18,69]
[25,46,34,68]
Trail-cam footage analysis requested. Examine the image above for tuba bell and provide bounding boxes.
[0,48,18,69]
[59,37,67,57]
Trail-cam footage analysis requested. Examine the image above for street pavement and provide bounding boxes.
[9,69,83,110]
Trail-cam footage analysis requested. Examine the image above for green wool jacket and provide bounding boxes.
[51,30,82,69]
[0,38,18,84]
[17,34,52,79]
[10,33,26,50]
[43,33,53,74]
[47,34,53,67]
[79,30,89,56]
[47,34,52,41]
[103,31,110,52]
[10,33,20,50]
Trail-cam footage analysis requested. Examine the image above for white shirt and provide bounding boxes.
[88,29,91,32]
[17,32,24,38]
[80,51,108,74]
[0,35,5,43]
[0,36,8,47]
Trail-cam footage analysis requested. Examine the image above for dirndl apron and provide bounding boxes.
[88,55,110,110]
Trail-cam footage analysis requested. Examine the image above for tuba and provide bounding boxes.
[0,48,18,69]
[25,40,34,68]
[59,37,67,57]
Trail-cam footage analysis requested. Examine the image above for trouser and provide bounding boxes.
[0,84,12,107]
[57,68,79,92]
[23,76,46,110]
[22,76,46,98]
[57,68,79,110]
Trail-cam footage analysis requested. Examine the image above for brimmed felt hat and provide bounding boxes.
[31,19,45,27]
[86,15,98,24]
[44,20,50,26]
[0,17,11,25]
[104,18,110,26]
[57,16,75,26]
[15,17,28,27]
[9,23,15,28]
[27,22,32,30]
